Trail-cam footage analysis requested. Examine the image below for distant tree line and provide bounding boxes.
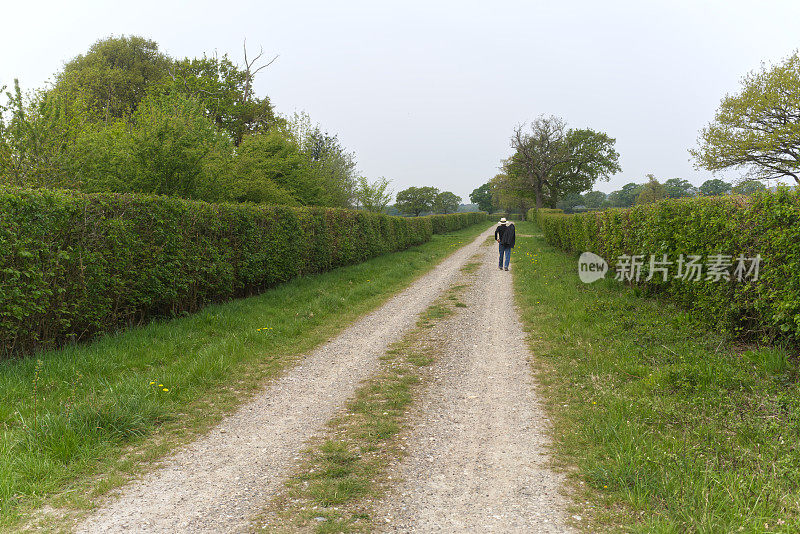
[553,176,765,213]
[0,35,393,212]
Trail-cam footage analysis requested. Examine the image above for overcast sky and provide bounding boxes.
[2,0,799,200]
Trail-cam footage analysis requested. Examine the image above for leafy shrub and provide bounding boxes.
[491,211,526,221]
[0,188,486,357]
[426,212,488,234]
[534,189,800,342]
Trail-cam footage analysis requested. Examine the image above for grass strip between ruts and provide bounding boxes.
[254,264,479,533]
[512,220,800,533]
[0,223,490,533]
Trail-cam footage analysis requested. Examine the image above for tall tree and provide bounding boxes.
[556,192,585,213]
[469,182,494,213]
[0,80,85,188]
[226,131,308,205]
[165,49,277,146]
[511,115,620,208]
[636,175,667,204]
[547,128,622,203]
[354,176,393,212]
[287,112,358,208]
[582,190,606,208]
[51,35,171,123]
[663,178,698,198]
[606,182,642,207]
[395,186,438,216]
[490,169,536,214]
[699,178,732,196]
[732,180,768,195]
[691,52,800,185]
[434,191,461,214]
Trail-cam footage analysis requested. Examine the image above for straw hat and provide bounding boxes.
[499,218,507,225]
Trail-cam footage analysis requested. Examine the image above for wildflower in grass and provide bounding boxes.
[149,381,155,385]
[159,384,164,387]
[163,388,169,392]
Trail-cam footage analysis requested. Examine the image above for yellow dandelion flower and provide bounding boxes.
[149,381,155,385]
[163,388,169,392]
[159,384,164,387]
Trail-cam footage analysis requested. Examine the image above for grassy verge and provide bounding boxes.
[0,223,489,532]
[512,220,800,533]
[254,270,476,533]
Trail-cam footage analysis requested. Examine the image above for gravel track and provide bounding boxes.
[74,227,493,534]
[375,242,575,533]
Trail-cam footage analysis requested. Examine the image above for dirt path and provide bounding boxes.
[374,242,575,532]
[75,228,493,534]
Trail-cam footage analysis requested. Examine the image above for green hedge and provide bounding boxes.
[525,207,563,221]
[534,190,800,342]
[491,211,527,221]
[0,188,487,357]
[427,212,488,234]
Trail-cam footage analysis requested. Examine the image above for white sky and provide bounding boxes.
[2,0,799,200]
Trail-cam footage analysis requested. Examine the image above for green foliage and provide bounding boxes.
[433,191,461,214]
[395,186,438,216]
[663,177,697,199]
[732,180,768,195]
[510,115,621,208]
[0,37,363,210]
[699,178,732,196]
[582,190,606,209]
[635,174,666,205]
[692,51,800,185]
[227,131,309,205]
[491,168,536,214]
[286,112,358,208]
[0,80,86,189]
[354,176,392,213]
[606,182,642,207]
[127,91,232,198]
[0,223,488,529]
[513,222,800,531]
[556,192,584,213]
[164,54,276,145]
[535,188,800,343]
[469,182,494,213]
[426,211,487,234]
[51,35,171,122]
[63,91,232,201]
[0,188,484,357]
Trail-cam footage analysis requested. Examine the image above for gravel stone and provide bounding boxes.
[374,241,575,533]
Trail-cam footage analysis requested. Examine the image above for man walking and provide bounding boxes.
[495,218,516,271]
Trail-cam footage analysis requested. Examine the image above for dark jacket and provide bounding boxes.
[500,223,516,247]
[494,224,506,242]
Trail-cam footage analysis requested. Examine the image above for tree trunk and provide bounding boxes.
[535,182,543,209]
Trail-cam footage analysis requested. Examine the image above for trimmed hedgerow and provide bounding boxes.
[0,187,487,357]
[532,190,800,343]
[426,212,487,234]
